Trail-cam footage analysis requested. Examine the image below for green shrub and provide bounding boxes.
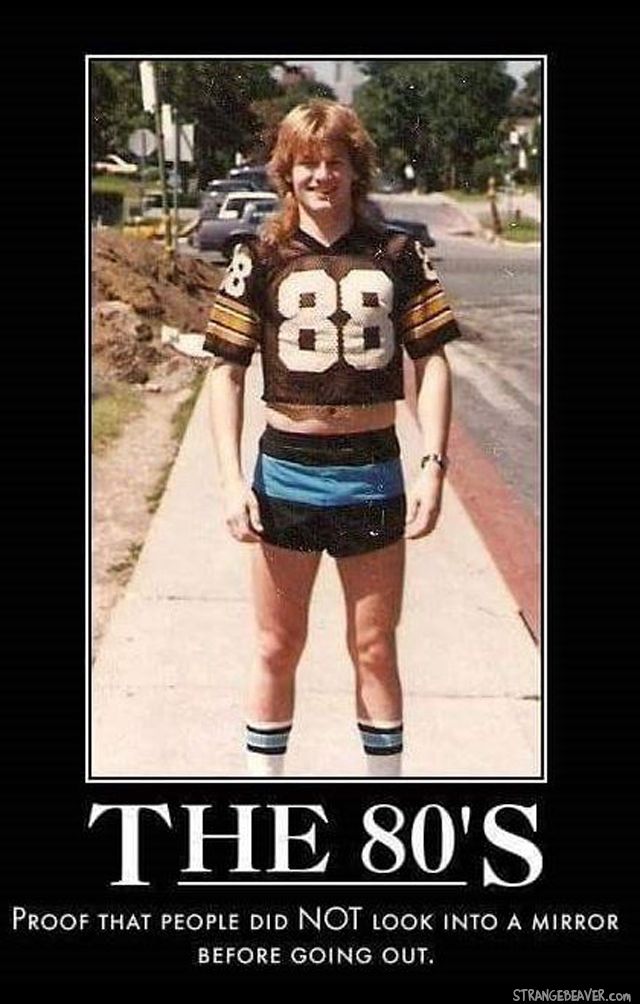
[92,189,124,226]
[91,175,130,194]
[479,213,539,243]
[175,191,199,208]
[471,157,504,193]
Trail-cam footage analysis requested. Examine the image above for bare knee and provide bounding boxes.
[257,625,307,676]
[350,627,397,677]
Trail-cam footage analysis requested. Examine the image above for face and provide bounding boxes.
[290,141,356,218]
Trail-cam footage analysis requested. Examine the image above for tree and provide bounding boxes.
[157,61,281,183]
[91,61,147,158]
[250,79,336,159]
[510,63,542,117]
[523,64,542,108]
[354,60,515,190]
[91,59,283,184]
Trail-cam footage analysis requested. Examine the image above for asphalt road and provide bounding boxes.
[379,195,541,520]
[435,235,540,519]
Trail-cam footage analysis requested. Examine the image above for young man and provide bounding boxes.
[204,100,461,777]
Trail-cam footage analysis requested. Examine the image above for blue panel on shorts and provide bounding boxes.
[253,454,404,507]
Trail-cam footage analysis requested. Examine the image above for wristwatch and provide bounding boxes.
[420,453,448,472]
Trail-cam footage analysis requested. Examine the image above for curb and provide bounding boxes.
[403,357,540,642]
[448,418,540,642]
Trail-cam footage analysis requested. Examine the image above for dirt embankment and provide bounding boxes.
[92,232,223,657]
[92,230,221,390]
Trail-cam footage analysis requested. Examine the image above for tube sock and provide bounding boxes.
[246,720,292,778]
[358,719,403,778]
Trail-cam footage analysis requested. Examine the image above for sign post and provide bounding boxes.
[139,65,172,254]
[172,107,180,249]
[128,128,157,215]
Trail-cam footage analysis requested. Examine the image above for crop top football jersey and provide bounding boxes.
[203,220,462,405]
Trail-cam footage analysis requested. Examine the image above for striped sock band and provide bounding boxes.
[246,721,292,756]
[358,721,403,756]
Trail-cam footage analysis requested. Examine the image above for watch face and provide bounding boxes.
[421,455,446,469]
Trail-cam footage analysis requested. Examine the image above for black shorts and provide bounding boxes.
[252,426,406,558]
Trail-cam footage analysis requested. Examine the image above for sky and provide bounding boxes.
[299,58,539,92]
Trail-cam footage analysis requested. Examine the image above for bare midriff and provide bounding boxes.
[265,400,396,436]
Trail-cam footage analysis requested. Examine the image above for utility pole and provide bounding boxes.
[172,106,180,254]
[507,129,520,222]
[487,175,502,237]
[153,70,172,256]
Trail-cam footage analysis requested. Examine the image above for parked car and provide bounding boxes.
[365,200,436,248]
[206,177,258,193]
[93,153,138,175]
[198,179,256,218]
[192,200,279,257]
[218,190,279,220]
[140,189,196,221]
[385,217,435,247]
[228,165,275,191]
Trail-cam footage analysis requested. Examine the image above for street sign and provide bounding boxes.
[139,61,156,113]
[161,104,173,139]
[180,124,194,163]
[164,124,194,163]
[128,128,157,158]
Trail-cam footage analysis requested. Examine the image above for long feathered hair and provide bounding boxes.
[261,100,378,250]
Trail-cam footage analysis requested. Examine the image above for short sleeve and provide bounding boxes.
[203,242,262,367]
[396,238,462,359]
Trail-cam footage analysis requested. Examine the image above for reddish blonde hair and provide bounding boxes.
[261,100,378,249]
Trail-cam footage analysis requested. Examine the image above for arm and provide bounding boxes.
[208,359,263,542]
[405,347,452,539]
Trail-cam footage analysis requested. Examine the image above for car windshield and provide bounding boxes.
[224,199,248,213]
[207,180,252,192]
[225,196,275,213]
[249,209,275,224]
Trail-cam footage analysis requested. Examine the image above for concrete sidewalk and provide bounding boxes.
[92,362,540,780]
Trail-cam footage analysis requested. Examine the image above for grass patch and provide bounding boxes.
[92,175,141,199]
[479,213,540,243]
[108,541,143,576]
[93,383,144,453]
[443,189,487,202]
[171,369,206,442]
[501,214,540,243]
[146,370,207,514]
[146,460,173,514]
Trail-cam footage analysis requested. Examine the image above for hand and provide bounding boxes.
[222,480,263,543]
[404,467,444,539]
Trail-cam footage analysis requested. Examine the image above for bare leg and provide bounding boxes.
[336,540,405,776]
[336,539,405,720]
[249,543,322,723]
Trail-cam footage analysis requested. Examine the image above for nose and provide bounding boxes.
[313,161,331,181]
